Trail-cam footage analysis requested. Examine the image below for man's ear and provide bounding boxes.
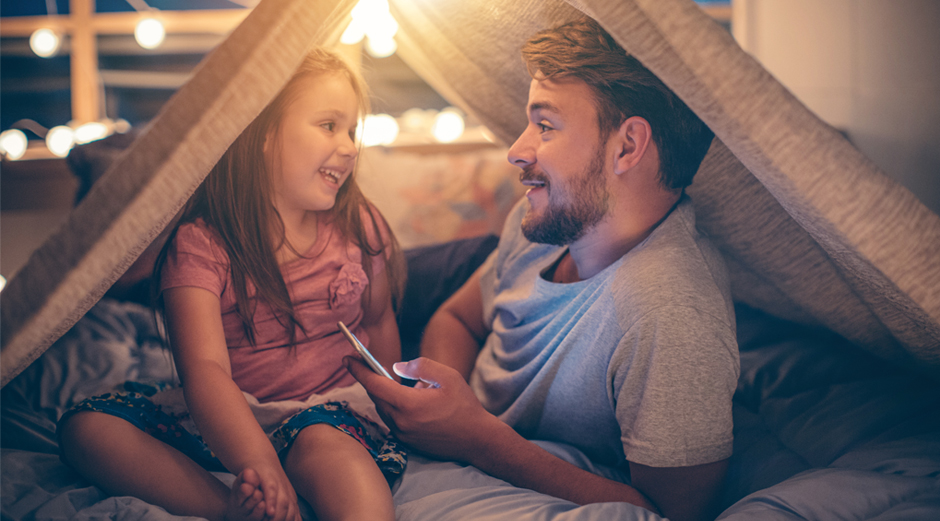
[612,116,653,176]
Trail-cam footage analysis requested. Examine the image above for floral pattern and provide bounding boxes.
[328,263,369,309]
[57,388,407,484]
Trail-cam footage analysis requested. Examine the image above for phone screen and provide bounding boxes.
[337,321,394,380]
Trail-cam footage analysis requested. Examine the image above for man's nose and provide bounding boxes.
[507,127,536,168]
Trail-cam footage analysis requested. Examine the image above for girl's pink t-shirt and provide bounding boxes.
[161,210,389,403]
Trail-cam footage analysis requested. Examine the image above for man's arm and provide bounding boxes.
[630,460,728,521]
[418,266,489,381]
[346,357,658,514]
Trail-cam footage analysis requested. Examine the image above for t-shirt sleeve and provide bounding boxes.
[610,305,739,467]
[160,222,230,298]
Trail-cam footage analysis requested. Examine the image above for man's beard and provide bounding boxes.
[521,147,609,246]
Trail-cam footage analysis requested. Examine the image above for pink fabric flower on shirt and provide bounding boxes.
[329,263,368,309]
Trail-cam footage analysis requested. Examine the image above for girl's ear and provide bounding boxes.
[263,129,273,155]
[612,116,653,176]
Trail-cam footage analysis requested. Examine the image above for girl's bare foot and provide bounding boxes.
[225,469,266,521]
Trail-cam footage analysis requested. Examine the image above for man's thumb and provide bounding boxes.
[393,357,444,388]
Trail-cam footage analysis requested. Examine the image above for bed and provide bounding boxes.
[4,245,940,520]
[2,0,939,519]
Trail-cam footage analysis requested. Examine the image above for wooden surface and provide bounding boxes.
[0,158,77,210]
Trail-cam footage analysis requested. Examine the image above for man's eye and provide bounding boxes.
[538,123,553,133]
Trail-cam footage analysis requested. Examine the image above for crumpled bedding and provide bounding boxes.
[2,299,939,520]
[718,305,940,520]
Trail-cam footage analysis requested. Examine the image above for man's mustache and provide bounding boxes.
[519,167,549,186]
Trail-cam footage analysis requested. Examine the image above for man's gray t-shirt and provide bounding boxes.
[471,196,739,469]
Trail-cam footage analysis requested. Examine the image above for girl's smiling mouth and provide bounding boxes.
[320,167,344,185]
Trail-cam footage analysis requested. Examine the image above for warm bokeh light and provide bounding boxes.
[74,122,110,144]
[45,125,75,157]
[29,28,61,58]
[0,275,6,293]
[0,129,29,160]
[340,17,366,45]
[134,17,165,49]
[346,0,399,57]
[351,0,391,20]
[113,118,132,134]
[432,108,466,143]
[365,36,397,58]
[363,11,398,41]
[399,107,431,133]
[361,114,399,147]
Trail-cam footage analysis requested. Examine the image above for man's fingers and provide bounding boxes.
[392,357,456,388]
[344,356,411,406]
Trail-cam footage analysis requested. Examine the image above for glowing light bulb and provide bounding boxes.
[352,0,390,20]
[351,0,398,56]
[400,108,430,133]
[46,125,75,157]
[135,18,165,50]
[74,122,110,144]
[0,129,29,160]
[341,17,366,45]
[432,108,465,143]
[366,36,397,58]
[113,119,132,134]
[361,114,399,147]
[363,11,398,41]
[30,28,61,58]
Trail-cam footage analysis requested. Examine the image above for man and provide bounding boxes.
[348,17,738,521]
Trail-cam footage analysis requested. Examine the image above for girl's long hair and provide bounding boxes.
[155,48,405,347]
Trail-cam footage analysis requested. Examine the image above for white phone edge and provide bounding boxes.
[337,321,394,380]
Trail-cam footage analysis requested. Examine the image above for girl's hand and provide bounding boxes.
[252,462,302,521]
[164,287,301,521]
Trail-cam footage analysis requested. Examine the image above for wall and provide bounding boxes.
[732,0,940,215]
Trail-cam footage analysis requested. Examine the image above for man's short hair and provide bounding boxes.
[521,17,714,191]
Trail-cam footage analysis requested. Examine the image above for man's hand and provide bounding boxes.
[345,356,502,463]
[346,356,663,515]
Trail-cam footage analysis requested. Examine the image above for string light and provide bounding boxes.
[344,0,399,57]
[366,37,397,58]
[135,17,166,49]
[432,108,466,143]
[29,28,61,58]
[74,122,111,144]
[361,114,399,147]
[0,130,29,160]
[29,1,61,58]
[341,18,367,45]
[125,0,166,49]
[45,125,75,157]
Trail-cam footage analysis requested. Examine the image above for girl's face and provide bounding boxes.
[265,72,360,218]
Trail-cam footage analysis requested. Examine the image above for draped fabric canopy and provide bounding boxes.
[2,0,939,387]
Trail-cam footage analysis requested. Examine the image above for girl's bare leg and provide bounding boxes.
[283,423,395,521]
[59,411,265,521]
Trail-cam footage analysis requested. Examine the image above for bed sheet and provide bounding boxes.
[717,305,940,520]
[0,299,659,521]
[3,299,940,520]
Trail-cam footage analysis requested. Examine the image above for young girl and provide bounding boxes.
[57,49,407,521]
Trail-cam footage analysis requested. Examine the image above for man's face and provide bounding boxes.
[508,77,610,246]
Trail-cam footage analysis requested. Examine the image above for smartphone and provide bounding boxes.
[338,321,394,380]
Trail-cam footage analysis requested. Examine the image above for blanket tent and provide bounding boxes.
[2,0,940,519]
